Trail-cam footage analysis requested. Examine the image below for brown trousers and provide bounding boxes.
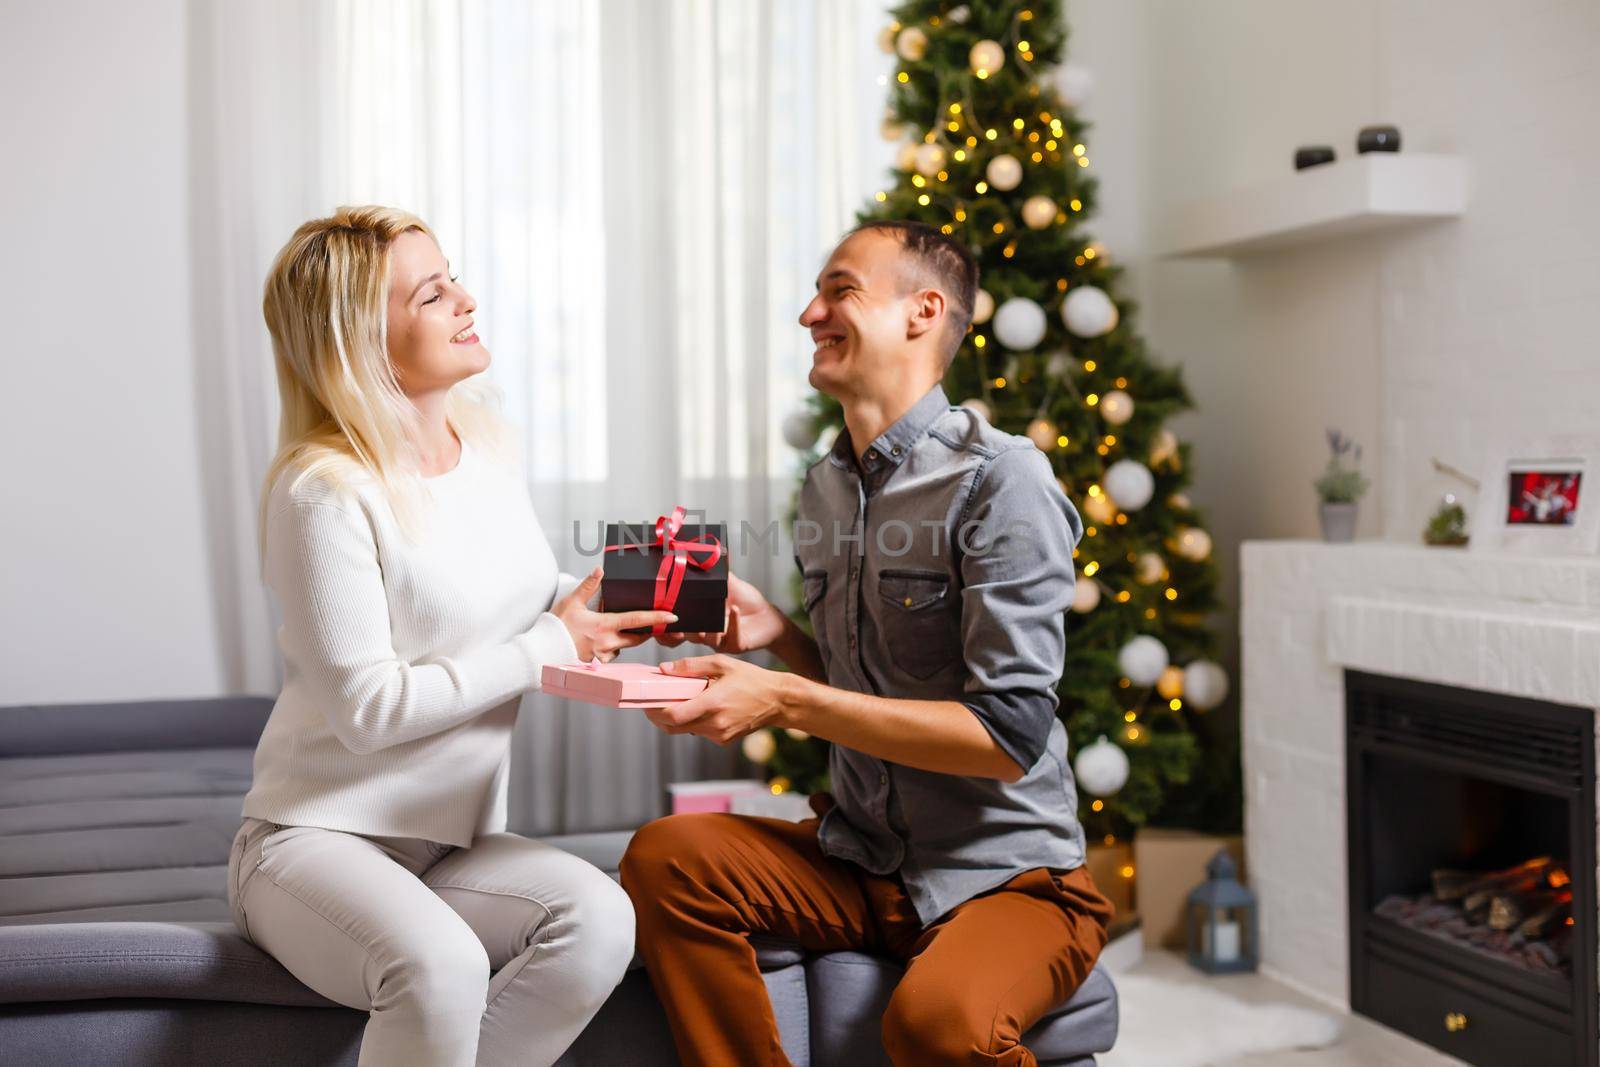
[619,806,1113,1067]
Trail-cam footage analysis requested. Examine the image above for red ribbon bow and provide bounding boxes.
[603,507,724,633]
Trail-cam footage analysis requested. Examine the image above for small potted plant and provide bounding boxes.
[1314,429,1369,542]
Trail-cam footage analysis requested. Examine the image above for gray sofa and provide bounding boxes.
[0,697,1118,1065]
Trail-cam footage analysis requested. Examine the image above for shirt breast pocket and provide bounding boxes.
[877,569,961,680]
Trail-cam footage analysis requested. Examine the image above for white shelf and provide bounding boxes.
[1160,153,1468,258]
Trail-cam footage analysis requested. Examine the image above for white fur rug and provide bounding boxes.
[1100,971,1342,1067]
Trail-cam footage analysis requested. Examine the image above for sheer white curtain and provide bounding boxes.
[193,0,892,833]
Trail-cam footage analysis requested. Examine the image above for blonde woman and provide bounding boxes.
[227,206,674,1066]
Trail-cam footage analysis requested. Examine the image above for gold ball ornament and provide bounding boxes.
[971,289,995,325]
[1169,492,1191,509]
[896,26,928,61]
[985,154,1023,191]
[1150,428,1180,467]
[1026,418,1059,451]
[877,25,899,54]
[960,397,992,422]
[914,143,948,177]
[1099,389,1134,426]
[741,730,776,764]
[969,39,1006,76]
[1022,195,1058,230]
[880,117,907,142]
[1072,575,1102,613]
[1083,490,1116,525]
[1157,665,1185,701]
[1136,552,1166,584]
[1174,526,1213,561]
[896,142,920,171]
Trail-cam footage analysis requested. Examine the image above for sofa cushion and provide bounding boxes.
[0,748,252,925]
[0,922,339,1008]
[804,951,1117,1066]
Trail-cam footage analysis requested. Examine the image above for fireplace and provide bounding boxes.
[1346,669,1598,1066]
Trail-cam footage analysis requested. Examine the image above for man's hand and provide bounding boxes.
[654,572,787,654]
[642,654,796,744]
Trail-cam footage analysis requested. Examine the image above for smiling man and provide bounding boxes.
[620,220,1111,1067]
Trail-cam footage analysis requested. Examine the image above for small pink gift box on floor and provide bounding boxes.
[667,780,769,815]
[540,662,708,708]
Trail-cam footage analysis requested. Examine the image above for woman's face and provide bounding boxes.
[385,230,489,395]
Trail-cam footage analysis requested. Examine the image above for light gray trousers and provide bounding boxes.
[227,817,635,1066]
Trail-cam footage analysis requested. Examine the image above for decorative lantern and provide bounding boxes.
[1185,849,1258,974]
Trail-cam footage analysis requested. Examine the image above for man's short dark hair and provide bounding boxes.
[849,219,979,368]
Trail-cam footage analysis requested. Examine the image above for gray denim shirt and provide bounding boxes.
[795,385,1088,925]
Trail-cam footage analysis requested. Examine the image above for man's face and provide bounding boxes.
[798,230,935,398]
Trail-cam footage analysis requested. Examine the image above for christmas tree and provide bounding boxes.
[754,0,1237,842]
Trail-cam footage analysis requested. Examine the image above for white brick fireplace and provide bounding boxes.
[1240,540,1600,1007]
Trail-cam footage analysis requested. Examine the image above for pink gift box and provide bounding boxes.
[667,780,769,815]
[540,662,708,708]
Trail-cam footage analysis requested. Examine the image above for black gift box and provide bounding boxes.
[602,521,729,633]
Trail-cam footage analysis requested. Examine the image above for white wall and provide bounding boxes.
[0,0,227,704]
[1066,0,1600,694]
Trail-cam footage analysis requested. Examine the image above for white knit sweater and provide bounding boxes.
[240,438,580,847]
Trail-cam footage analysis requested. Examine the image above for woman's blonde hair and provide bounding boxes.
[258,205,509,567]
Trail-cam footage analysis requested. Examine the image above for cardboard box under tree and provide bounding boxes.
[1132,828,1247,950]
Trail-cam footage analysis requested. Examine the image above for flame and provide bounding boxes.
[1549,868,1572,889]
[1567,916,1576,927]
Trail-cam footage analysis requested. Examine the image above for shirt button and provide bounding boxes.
[903,596,913,607]
[891,445,902,457]
[879,773,888,786]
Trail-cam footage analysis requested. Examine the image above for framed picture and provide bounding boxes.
[1471,434,1600,554]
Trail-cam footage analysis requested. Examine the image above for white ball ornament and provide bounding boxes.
[1059,64,1095,108]
[1169,493,1192,509]
[1118,635,1170,687]
[969,39,1005,77]
[960,398,992,422]
[971,289,995,325]
[1136,552,1166,584]
[1083,490,1116,525]
[1074,735,1130,797]
[985,154,1023,191]
[1183,660,1230,711]
[741,730,776,764]
[1099,389,1134,426]
[1071,575,1101,613]
[895,26,928,61]
[914,143,947,178]
[992,297,1047,350]
[947,5,971,24]
[1174,526,1213,561]
[1022,195,1058,230]
[896,142,920,171]
[880,118,906,142]
[781,409,820,451]
[1045,351,1071,377]
[1026,418,1059,451]
[1103,459,1155,512]
[1061,285,1119,337]
[1157,665,1186,701]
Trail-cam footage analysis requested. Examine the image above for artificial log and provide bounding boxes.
[1432,856,1554,903]
[1489,887,1567,931]
[1516,893,1574,939]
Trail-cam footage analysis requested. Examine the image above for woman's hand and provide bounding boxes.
[552,567,677,663]
[654,572,786,654]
